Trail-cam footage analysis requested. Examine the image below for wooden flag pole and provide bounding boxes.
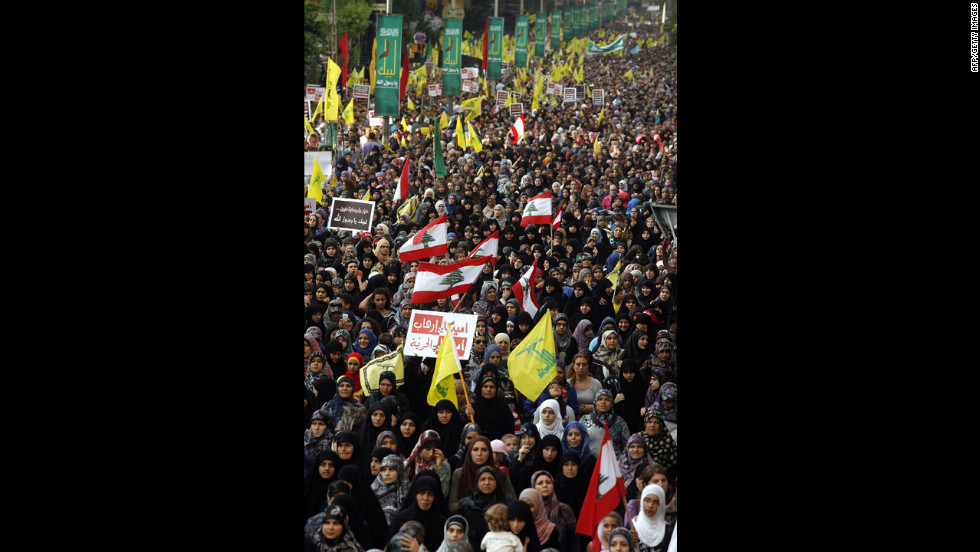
[457,372,475,423]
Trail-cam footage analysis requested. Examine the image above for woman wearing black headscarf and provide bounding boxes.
[423,399,465,458]
[305,449,341,524]
[507,501,542,552]
[386,472,447,552]
[555,450,589,514]
[396,411,421,457]
[338,464,389,549]
[323,340,347,383]
[354,402,393,471]
[590,279,617,322]
[332,431,361,471]
[615,360,647,435]
[614,312,635,344]
[536,277,567,311]
[470,374,516,441]
[514,434,564,491]
[458,465,518,551]
[307,303,328,338]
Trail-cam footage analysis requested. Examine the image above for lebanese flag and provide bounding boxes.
[510,257,540,317]
[510,113,525,144]
[575,422,629,552]
[412,255,494,304]
[395,154,410,202]
[520,190,552,226]
[399,213,448,262]
[466,230,499,259]
[551,209,562,231]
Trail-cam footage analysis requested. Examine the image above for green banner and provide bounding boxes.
[374,14,403,118]
[441,18,462,96]
[599,2,605,26]
[574,7,583,37]
[515,16,529,69]
[563,9,572,43]
[586,34,625,55]
[487,17,503,79]
[589,5,598,31]
[433,112,446,177]
[551,12,561,50]
[534,14,546,58]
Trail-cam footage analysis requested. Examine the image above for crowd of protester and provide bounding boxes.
[304,11,677,552]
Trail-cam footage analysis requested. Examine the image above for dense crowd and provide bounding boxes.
[304,12,677,552]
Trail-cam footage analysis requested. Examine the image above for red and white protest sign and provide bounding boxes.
[428,83,443,96]
[404,311,479,359]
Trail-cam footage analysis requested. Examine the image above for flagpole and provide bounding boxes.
[456,372,475,423]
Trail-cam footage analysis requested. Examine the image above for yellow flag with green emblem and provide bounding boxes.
[456,115,467,148]
[508,310,557,401]
[308,156,325,203]
[397,195,419,221]
[407,96,415,110]
[304,116,316,136]
[342,99,355,125]
[439,111,449,130]
[427,323,460,408]
[468,121,482,152]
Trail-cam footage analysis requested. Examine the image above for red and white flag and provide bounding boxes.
[510,257,540,317]
[510,113,525,144]
[394,154,410,202]
[466,230,499,259]
[551,209,562,231]
[398,213,448,262]
[411,256,494,304]
[520,190,552,226]
[575,422,629,552]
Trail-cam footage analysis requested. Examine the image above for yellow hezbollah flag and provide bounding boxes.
[624,69,634,80]
[397,195,419,221]
[325,57,342,121]
[311,94,324,122]
[607,257,622,313]
[308,156,325,203]
[461,97,482,121]
[360,345,406,394]
[342,99,355,125]
[363,188,371,200]
[468,121,482,152]
[439,111,449,130]
[401,116,409,132]
[597,106,604,127]
[456,115,467,149]
[427,324,460,408]
[407,95,415,110]
[304,116,316,136]
[508,309,557,400]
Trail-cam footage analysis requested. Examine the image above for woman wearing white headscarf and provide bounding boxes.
[533,399,565,439]
[630,485,673,552]
[435,200,447,217]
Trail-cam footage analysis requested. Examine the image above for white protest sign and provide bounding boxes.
[428,83,443,96]
[367,110,384,127]
[461,67,479,80]
[563,87,576,103]
[306,86,326,103]
[352,84,371,99]
[405,310,479,359]
[304,151,333,177]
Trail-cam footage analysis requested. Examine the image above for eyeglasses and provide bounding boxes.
[474,340,487,344]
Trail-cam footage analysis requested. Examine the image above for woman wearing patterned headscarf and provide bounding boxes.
[653,382,677,442]
[636,410,677,484]
[553,313,579,366]
[371,454,411,525]
[517,488,560,550]
[578,389,630,458]
[304,502,365,552]
[322,376,367,433]
[592,330,624,380]
[403,430,452,494]
[617,434,656,488]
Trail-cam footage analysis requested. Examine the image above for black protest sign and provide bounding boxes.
[328,198,375,233]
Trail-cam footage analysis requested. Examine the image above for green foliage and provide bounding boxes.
[305,0,329,81]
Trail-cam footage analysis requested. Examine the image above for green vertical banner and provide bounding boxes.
[374,14,403,117]
[574,7,583,37]
[551,12,561,50]
[563,9,572,43]
[599,2,605,27]
[515,16,529,69]
[442,18,462,96]
[534,14,546,58]
[589,5,597,31]
[487,17,503,79]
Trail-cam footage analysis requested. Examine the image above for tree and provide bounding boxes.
[420,231,435,247]
[439,269,464,287]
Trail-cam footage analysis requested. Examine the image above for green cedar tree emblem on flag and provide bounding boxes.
[420,232,434,247]
[597,473,608,499]
[525,202,537,214]
[440,269,464,287]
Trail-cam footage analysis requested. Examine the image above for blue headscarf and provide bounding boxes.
[352,328,377,358]
[561,421,594,463]
[606,252,622,273]
[483,344,503,365]
[445,193,458,215]
[627,198,641,215]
